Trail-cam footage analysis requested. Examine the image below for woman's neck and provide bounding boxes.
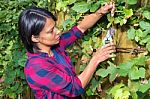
[33,46,53,57]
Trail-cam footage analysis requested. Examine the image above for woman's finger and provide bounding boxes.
[101,43,115,49]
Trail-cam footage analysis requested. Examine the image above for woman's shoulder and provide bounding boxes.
[25,52,56,69]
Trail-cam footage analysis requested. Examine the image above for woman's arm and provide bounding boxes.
[77,2,115,33]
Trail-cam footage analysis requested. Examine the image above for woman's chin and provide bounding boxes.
[55,40,60,44]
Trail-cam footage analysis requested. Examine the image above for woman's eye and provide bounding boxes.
[47,29,53,34]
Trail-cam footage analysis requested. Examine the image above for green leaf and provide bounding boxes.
[0,11,7,19]
[96,69,108,77]
[139,79,150,93]
[90,78,101,92]
[143,11,150,20]
[72,2,90,13]
[134,56,146,66]
[146,42,150,52]
[114,89,123,99]
[3,88,13,95]
[127,0,137,5]
[107,64,116,74]
[129,67,145,80]
[16,87,24,94]
[109,83,125,95]
[118,61,134,69]
[90,1,101,12]
[56,1,68,11]
[139,35,150,45]
[128,80,140,92]
[137,67,145,78]
[136,29,143,38]
[109,69,117,82]
[121,90,130,99]
[4,77,15,85]
[139,21,150,30]
[68,0,76,4]
[10,83,19,91]
[123,9,133,18]
[140,29,150,38]
[0,24,12,31]
[131,92,138,99]
[114,17,122,24]
[109,83,130,99]
[127,27,136,40]
[63,19,72,30]
[118,68,129,77]
[86,89,94,96]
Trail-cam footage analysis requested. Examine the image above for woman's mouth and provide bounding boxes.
[57,36,60,41]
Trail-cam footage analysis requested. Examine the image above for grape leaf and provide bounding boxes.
[127,0,137,5]
[96,68,108,77]
[72,2,90,13]
[139,79,150,93]
[139,21,150,30]
[127,27,135,40]
[143,11,150,20]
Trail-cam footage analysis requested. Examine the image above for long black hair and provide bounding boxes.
[18,6,57,53]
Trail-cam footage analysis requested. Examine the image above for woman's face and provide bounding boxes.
[37,18,60,47]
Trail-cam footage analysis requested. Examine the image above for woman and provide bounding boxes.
[18,2,116,99]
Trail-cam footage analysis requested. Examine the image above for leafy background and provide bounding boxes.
[0,0,150,99]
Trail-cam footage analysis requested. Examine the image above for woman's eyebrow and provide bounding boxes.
[46,27,54,33]
[46,23,56,33]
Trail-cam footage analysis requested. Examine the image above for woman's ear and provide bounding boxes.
[31,35,39,43]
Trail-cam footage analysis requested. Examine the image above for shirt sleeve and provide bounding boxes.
[25,58,84,97]
[59,26,84,51]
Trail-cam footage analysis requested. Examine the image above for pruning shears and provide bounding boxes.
[103,0,116,45]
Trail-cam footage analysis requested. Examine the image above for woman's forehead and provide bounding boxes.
[44,18,56,30]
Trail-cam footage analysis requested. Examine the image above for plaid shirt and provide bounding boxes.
[24,26,85,99]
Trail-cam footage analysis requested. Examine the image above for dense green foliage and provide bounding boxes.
[0,0,150,98]
[0,0,50,98]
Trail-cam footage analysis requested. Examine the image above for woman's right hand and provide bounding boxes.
[92,43,116,65]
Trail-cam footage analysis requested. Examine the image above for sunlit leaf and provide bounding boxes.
[139,35,150,45]
[134,56,146,66]
[139,79,150,93]
[114,89,123,99]
[62,19,72,30]
[90,78,101,92]
[127,27,136,40]
[123,9,133,18]
[136,29,143,37]
[68,0,76,4]
[131,92,138,99]
[10,83,19,91]
[90,1,101,12]
[129,67,145,80]
[146,42,150,52]
[56,1,68,11]
[128,80,140,92]
[72,2,90,13]
[143,11,150,20]
[86,89,94,96]
[109,69,117,82]
[118,68,129,77]
[96,69,108,77]
[109,83,125,95]
[127,0,137,5]
[139,21,150,30]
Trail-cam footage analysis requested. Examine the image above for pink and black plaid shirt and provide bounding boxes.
[24,26,85,99]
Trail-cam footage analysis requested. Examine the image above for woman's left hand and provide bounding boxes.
[96,2,115,16]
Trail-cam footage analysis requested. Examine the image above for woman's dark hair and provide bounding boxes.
[18,6,57,53]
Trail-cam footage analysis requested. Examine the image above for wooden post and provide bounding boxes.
[115,27,137,65]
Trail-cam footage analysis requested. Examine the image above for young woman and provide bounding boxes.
[18,2,116,99]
